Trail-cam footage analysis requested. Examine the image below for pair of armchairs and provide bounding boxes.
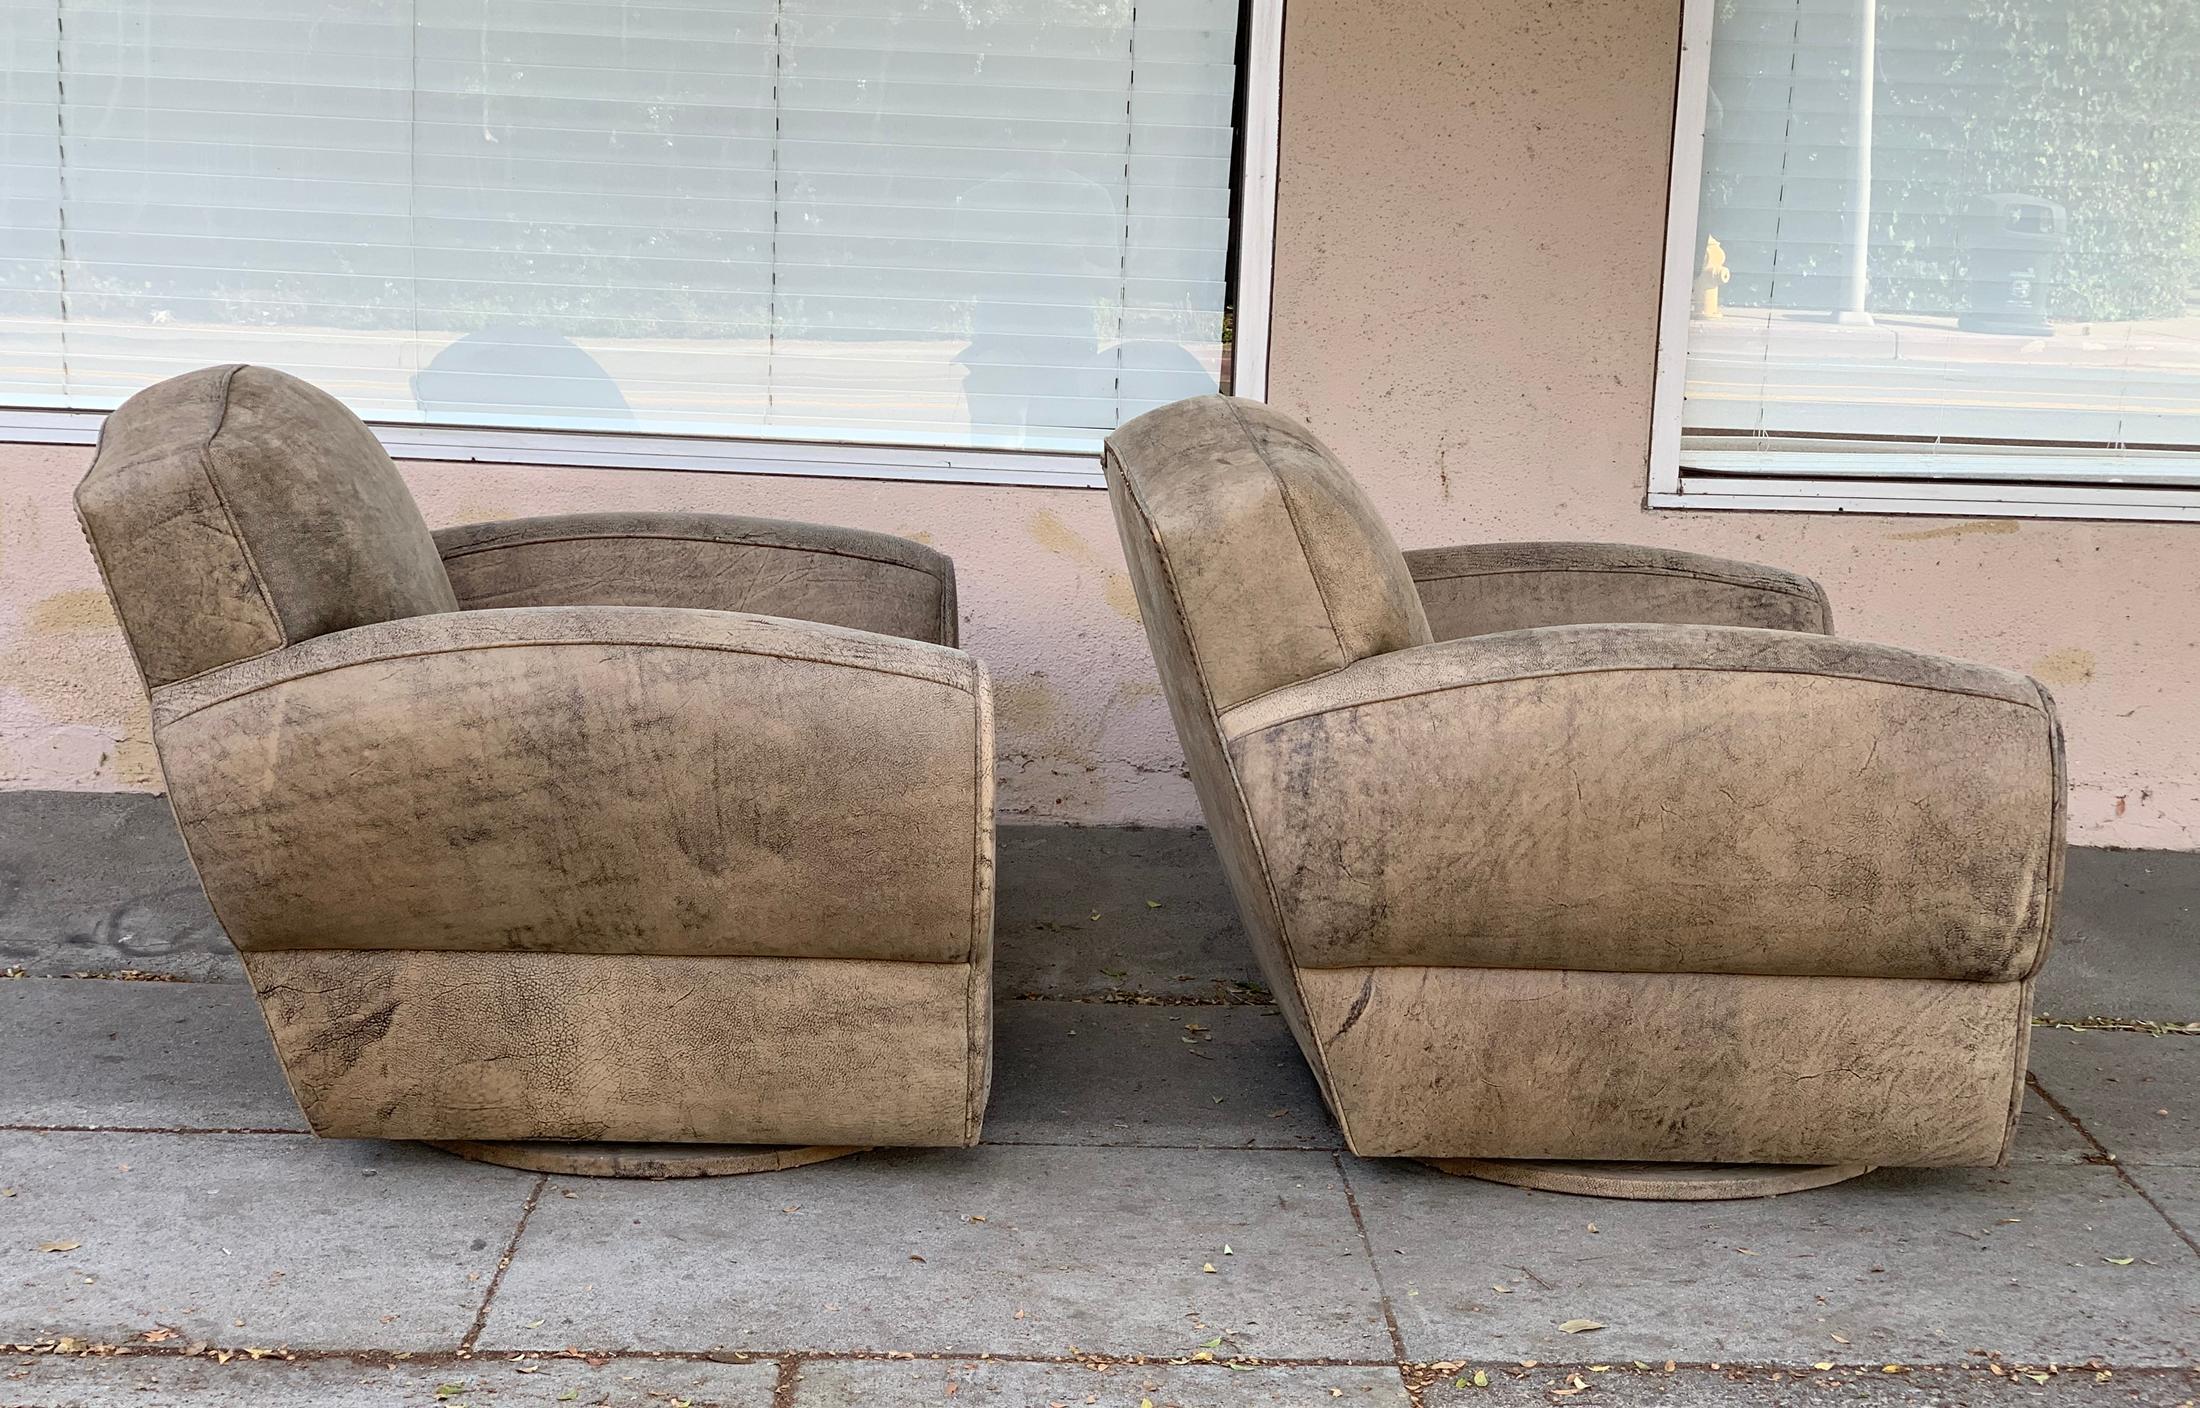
[78,369,2061,1196]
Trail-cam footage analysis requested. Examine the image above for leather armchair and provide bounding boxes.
[1104,396,2061,1182]
[78,366,993,1157]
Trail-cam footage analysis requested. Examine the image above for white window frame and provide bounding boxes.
[0,0,1285,491]
[1648,0,2200,523]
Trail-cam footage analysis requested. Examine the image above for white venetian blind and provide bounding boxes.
[0,0,1239,454]
[1682,0,2200,480]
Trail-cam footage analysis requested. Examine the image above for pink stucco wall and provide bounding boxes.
[3,0,2196,847]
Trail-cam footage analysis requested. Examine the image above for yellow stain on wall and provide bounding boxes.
[1024,506,1080,557]
[27,588,118,634]
[1028,508,1140,622]
[1888,520,2021,542]
[2030,647,2097,687]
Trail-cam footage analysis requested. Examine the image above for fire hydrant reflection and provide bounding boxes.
[1695,235,1730,319]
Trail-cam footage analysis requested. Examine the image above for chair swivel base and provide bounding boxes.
[425,1140,870,1179]
[1419,1158,1875,1201]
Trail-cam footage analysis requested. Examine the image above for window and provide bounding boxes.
[1653,0,2200,520]
[0,0,1280,485]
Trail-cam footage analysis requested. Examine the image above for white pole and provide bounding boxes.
[1835,0,1876,324]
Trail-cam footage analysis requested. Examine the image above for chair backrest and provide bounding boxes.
[1104,395,1429,722]
[76,365,458,688]
[1102,396,1428,1074]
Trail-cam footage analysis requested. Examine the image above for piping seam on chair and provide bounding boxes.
[937,561,958,649]
[70,493,150,694]
[192,364,288,650]
[1407,563,1825,602]
[232,946,977,965]
[1221,659,2053,739]
[1214,660,1360,721]
[437,530,947,581]
[153,634,982,725]
[965,656,995,1142]
[967,656,994,969]
[1221,396,1355,671]
[2022,679,2069,982]
[1110,449,1361,1151]
[1998,981,2036,1163]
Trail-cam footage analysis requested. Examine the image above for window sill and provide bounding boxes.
[1652,471,2200,523]
[0,409,1108,490]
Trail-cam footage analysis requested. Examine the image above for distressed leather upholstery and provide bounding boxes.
[73,364,459,688]
[78,366,994,1149]
[1105,395,2063,1168]
[1404,540,1833,639]
[436,511,959,645]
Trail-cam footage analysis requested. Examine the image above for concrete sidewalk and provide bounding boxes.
[2,793,2196,1407]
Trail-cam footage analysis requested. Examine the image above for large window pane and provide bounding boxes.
[2,0,1240,453]
[1684,0,2200,468]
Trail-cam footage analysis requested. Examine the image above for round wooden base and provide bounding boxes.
[424,1140,870,1179]
[1419,1158,1875,1201]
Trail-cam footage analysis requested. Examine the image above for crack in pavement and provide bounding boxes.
[1331,1151,1416,1404]
[459,1172,548,1356]
[2025,1071,2200,1260]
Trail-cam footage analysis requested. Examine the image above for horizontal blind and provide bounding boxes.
[1682,0,2200,472]
[0,2,62,410]
[0,0,1239,454]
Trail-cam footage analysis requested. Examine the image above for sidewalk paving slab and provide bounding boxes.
[477,1146,1393,1361]
[0,979,302,1133]
[0,1352,782,1406]
[1419,1364,2200,1405]
[993,825,1265,1003]
[0,1132,533,1353]
[0,1352,781,1407]
[2037,848,2200,1026]
[2028,1028,2198,1167]
[0,793,232,983]
[1342,1159,2200,1368]
[789,1357,1410,1406]
[2012,1082,2105,1165]
[2124,1168,2200,1251]
[985,1001,1336,1150]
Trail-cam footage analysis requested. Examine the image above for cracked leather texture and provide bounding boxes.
[1224,626,2060,980]
[1301,966,2029,1165]
[156,607,994,965]
[435,511,959,646]
[1405,540,1834,639]
[1103,395,2062,1167]
[247,949,989,1146]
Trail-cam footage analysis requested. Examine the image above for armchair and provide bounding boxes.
[1104,396,2062,1198]
[78,365,993,1174]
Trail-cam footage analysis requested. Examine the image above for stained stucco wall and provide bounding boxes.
[2,0,2195,846]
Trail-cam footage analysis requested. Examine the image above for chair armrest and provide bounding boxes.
[150,605,993,968]
[433,512,959,646]
[1402,541,1833,638]
[1220,623,2061,983]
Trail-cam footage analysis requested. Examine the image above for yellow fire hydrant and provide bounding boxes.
[1695,235,1730,319]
